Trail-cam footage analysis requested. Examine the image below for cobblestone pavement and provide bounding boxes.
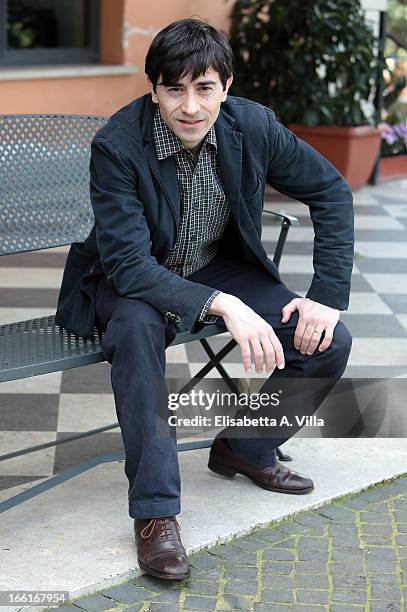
[45,473,407,612]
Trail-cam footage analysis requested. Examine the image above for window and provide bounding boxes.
[0,0,100,67]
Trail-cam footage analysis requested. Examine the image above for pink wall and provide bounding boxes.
[0,0,235,116]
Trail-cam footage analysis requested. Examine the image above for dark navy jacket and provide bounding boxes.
[55,93,354,339]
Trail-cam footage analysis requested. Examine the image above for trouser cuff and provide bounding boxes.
[129,499,181,519]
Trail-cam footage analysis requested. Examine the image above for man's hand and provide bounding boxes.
[281,297,340,355]
[208,293,285,373]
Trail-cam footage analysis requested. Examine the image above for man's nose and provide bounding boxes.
[180,92,200,116]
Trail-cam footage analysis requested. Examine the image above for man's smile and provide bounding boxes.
[177,119,204,127]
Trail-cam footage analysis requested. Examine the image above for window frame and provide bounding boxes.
[0,0,100,67]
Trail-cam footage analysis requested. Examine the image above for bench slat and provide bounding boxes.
[0,314,230,382]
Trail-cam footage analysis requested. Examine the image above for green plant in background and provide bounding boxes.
[385,0,407,60]
[379,1,407,157]
[229,0,382,127]
[8,21,35,49]
[383,0,407,124]
[383,69,406,119]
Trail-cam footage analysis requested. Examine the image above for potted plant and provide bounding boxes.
[229,0,383,190]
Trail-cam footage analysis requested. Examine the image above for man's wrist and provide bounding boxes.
[207,292,238,316]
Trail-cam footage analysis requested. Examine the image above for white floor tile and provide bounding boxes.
[0,371,61,394]
[354,215,406,229]
[382,204,407,219]
[352,191,382,205]
[276,256,361,276]
[355,241,407,259]
[346,292,393,315]
[0,308,56,326]
[0,432,56,476]
[373,180,407,196]
[348,338,407,366]
[42,246,70,254]
[364,274,407,294]
[165,344,188,363]
[57,394,116,432]
[263,203,311,217]
[262,226,315,242]
[0,268,63,288]
[275,255,313,274]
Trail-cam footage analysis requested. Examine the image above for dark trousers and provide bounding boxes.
[95,249,352,518]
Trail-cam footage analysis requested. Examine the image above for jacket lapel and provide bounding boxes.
[214,108,243,227]
[142,98,181,228]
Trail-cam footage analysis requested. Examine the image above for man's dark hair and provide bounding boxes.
[145,18,234,92]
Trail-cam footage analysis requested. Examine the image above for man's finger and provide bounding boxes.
[294,319,307,350]
[250,337,264,373]
[269,332,285,369]
[259,335,276,372]
[240,339,252,371]
[318,328,334,352]
[305,328,325,355]
[299,323,321,353]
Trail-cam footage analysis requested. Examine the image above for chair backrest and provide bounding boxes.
[0,114,108,256]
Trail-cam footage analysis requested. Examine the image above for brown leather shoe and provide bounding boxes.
[208,435,314,494]
[134,516,190,580]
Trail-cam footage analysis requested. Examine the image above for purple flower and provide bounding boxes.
[382,130,397,145]
[394,124,407,138]
[380,121,407,154]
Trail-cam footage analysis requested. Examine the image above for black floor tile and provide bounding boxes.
[54,432,124,472]
[0,475,48,492]
[0,394,59,430]
[0,288,59,308]
[379,293,407,314]
[355,229,407,241]
[354,258,407,273]
[61,362,112,394]
[263,241,314,255]
[0,252,67,268]
[353,204,393,215]
[339,314,407,337]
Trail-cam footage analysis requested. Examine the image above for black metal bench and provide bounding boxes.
[0,114,299,513]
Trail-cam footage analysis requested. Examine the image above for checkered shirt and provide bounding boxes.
[153,105,231,324]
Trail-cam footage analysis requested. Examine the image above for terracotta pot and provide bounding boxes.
[379,154,407,182]
[288,124,382,191]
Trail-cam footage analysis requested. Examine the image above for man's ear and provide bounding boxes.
[222,74,234,102]
[147,77,158,104]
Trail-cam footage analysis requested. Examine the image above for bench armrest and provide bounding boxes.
[262,209,300,226]
[262,208,300,268]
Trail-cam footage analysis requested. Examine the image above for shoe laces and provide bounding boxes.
[140,516,181,540]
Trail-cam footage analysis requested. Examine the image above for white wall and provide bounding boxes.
[360,0,388,10]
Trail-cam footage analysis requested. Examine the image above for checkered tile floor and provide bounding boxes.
[1,181,406,494]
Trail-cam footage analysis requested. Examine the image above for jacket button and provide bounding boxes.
[89,263,97,274]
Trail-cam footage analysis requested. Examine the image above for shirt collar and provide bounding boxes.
[153,104,217,160]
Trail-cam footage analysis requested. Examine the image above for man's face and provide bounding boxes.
[149,66,233,154]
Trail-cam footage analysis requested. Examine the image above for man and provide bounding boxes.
[55,18,354,581]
